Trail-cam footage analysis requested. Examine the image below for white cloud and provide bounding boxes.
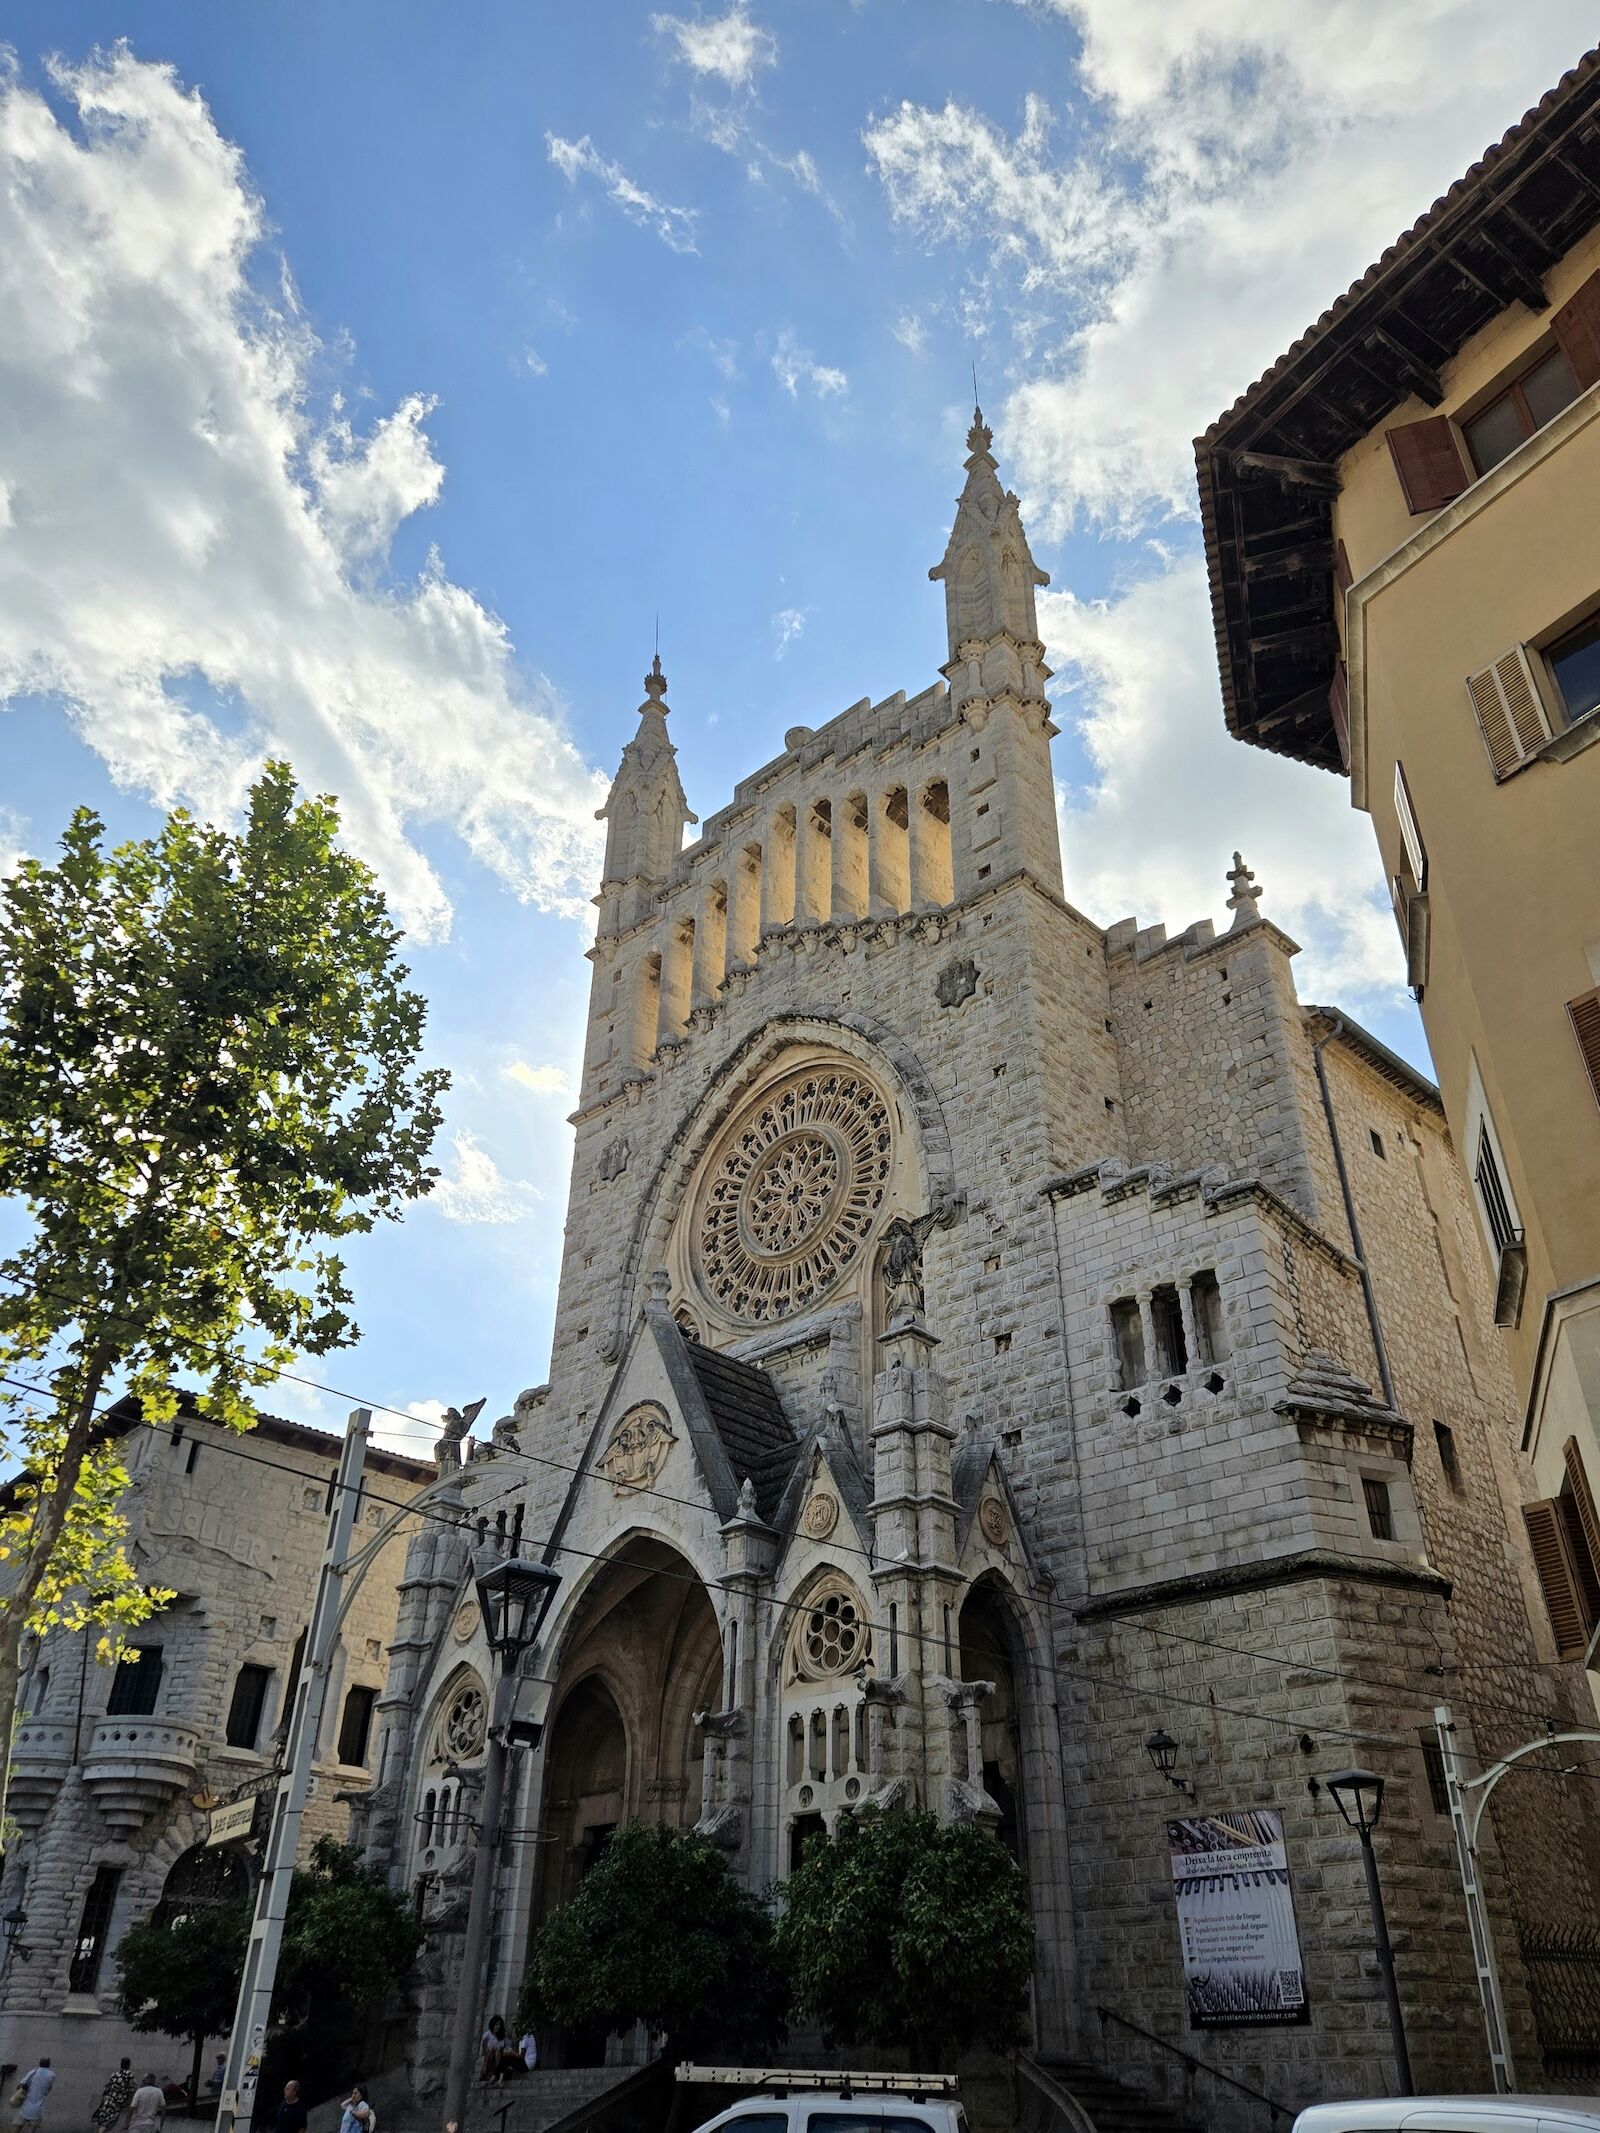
[429,1130,543,1225]
[772,607,808,658]
[864,4,1597,535]
[770,329,847,399]
[515,345,548,379]
[1043,554,1406,1010]
[379,1397,450,1459]
[892,311,925,355]
[545,132,699,254]
[654,4,778,90]
[502,1059,570,1095]
[0,52,606,942]
[0,809,26,878]
[681,326,740,380]
[710,394,732,430]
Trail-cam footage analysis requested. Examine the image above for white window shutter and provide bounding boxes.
[1393,760,1427,888]
[1466,645,1554,779]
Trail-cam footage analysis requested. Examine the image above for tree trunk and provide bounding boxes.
[189,2033,205,2118]
[0,1349,114,1824]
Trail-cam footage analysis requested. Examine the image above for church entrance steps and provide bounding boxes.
[1019,2055,1207,2133]
[464,2060,668,2133]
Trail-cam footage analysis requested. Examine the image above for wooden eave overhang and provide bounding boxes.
[1195,47,1600,775]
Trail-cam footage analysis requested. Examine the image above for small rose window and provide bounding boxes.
[442,1681,487,1759]
[790,1580,872,1683]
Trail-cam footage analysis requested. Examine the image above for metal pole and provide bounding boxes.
[443,1670,515,2133]
[1357,1822,1413,2096]
[1435,1703,1516,2091]
[217,1410,370,2133]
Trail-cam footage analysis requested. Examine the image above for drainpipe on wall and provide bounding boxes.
[1312,1011,1398,1412]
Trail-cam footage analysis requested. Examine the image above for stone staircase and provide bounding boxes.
[462,2067,642,2133]
[1020,2054,1209,2133]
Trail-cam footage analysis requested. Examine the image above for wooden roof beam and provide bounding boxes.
[1243,540,1337,583]
[1365,326,1443,407]
[1248,622,1337,657]
[1229,450,1341,496]
[1450,230,1549,312]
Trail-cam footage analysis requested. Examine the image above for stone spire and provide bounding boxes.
[595,651,696,938]
[928,405,1051,687]
[1226,850,1263,929]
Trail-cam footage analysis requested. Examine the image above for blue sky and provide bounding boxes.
[2,3,1595,1451]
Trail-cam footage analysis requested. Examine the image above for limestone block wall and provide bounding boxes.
[0,1413,430,2127]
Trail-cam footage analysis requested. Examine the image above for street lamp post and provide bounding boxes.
[1325,1767,1413,2096]
[1,1904,30,1984]
[441,1553,561,2133]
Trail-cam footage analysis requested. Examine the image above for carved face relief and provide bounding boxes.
[696,1070,894,1324]
[596,1403,677,1496]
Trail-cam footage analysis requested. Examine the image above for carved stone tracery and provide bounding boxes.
[788,1577,873,1683]
[696,1070,893,1324]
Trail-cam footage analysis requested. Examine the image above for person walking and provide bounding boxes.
[10,2059,54,2133]
[125,2076,163,2133]
[90,2061,134,2133]
[271,2083,306,2133]
[336,2085,373,2133]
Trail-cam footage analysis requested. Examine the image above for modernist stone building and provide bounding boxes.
[0,1398,431,2124]
[359,413,1600,2123]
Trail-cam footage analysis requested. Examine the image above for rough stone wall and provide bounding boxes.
[0,1415,429,2126]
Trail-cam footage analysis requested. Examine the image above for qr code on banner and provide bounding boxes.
[1279,1970,1305,2003]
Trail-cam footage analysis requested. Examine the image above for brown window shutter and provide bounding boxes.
[1524,1498,1592,1658]
[1329,658,1351,770]
[1564,1438,1600,1613]
[1569,989,1600,1108]
[1387,416,1470,513]
[1393,760,1427,889]
[1404,891,1430,993]
[1466,645,1554,779]
[1553,267,1600,391]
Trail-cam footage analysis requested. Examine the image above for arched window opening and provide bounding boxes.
[658,918,694,1044]
[421,1787,437,1848]
[960,1581,1027,1869]
[835,792,869,919]
[1191,1270,1228,1363]
[762,807,797,932]
[632,953,662,1070]
[694,882,728,1003]
[731,844,762,966]
[874,789,910,915]
[798,799,832,925]
[788,1713,805,1787]
[913,781,954,909]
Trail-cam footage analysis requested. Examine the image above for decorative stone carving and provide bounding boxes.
[978,1496,1012,1548]
[789,1578,872,1682]
[596,1402,678,1495]
[800,1491,840,1540]
[696,1069,893,1324]
[452,1600,478,1643]
[442,1681,487,1759]
[598,1135,630,1183]
[434,1398,485,1473]
[936,955,979,1008]
[695,1802,744,1850]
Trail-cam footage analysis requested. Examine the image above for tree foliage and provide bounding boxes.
[774,1807,1034,2061]
[519,1821,787,2057]
[117,1837,422,2077]
[0,762,447,1808]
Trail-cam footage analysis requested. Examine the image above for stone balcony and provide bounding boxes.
[81,1717,202,1836]
[7,1721,75,1831]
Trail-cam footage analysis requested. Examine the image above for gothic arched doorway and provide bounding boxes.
[958,1576,1027,1869]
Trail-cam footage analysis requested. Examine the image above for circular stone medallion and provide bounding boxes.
[452,1600,479,1643]
[978,1496,1012,1548]
[801,1492,840,1540]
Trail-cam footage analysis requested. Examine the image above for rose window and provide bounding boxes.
[696,1071,894,1323]
[442,1682,487,1759]
[790,1579,873,1683]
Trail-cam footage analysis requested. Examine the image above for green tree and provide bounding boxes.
[519,1821,787,2058]
[0,762,447,1812]
[117,1838,423,2104]
[774,1807,1034,2066]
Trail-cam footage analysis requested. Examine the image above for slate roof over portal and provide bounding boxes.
[683,1339,799,1520]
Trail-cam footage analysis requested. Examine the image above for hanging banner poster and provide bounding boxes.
[1167,1810,1310,2028]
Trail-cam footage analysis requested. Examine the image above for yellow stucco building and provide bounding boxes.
[1198,48,1600,1677]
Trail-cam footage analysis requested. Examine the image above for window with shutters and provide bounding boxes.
[1548,612,1600,730]
[1386,415,1469,513]
[1569,989,1600,1110]
[1462,344,1582,475]
[1466,645,1556,780]
[225,1663,273,1751]
[1525,1497,1593,1658]
[1562,1441,1600,1632]
[1467,1069,1526,1328]
[68,1866,121,1995]
[1475,1122,1518,1257]
[106,1644,163,1717]
[1420,1735,1451,1818]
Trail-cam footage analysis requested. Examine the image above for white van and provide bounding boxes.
[675,2065,967,2133]
[1292,2100,1600,2133]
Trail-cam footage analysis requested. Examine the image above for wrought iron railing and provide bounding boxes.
[1520,1923,1600,2071]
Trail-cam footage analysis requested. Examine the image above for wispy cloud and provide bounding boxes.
[502,1060,570,1095]
[681,326,741,381]
[515,345,548,379]
[429,1130,542,1225]
[892,311,926,355]
[653,3,778,90]
[772,607,808,658]
[771,329,847,399]
[0,51,606,944]
[546,132,699,254]
[0,809,26,879]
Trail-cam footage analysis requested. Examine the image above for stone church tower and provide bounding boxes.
[359,414,1600,2121]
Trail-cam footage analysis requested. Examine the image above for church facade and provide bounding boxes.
[358,415,1600,2120]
